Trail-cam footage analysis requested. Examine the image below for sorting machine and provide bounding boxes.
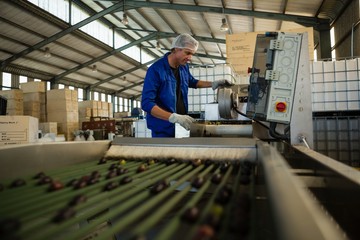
[1,32,360,240]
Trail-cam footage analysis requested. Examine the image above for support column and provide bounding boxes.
[318,23,332,59]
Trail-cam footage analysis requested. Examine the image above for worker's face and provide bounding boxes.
[175,48,195,65]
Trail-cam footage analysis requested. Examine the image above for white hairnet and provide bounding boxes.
[171,33,199,52]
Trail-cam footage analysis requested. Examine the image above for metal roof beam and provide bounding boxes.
[0,1,124,70]
[91,58,157,88]
[125,1,330,28]
[50,32,158,83]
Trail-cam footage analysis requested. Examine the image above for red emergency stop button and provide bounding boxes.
[275,102,287,112]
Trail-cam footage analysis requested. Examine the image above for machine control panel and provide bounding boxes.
[246,32,303,124]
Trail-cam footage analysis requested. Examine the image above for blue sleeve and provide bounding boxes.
[141,66,159,114]
[186,65,198,88]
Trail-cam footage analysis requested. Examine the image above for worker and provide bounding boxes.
[141,33,232,137]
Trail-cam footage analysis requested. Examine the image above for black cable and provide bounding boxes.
[234,108,290,141]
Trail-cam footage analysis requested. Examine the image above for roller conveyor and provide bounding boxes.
[0,138,359,240]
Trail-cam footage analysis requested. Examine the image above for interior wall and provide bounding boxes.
[333,0,360,58]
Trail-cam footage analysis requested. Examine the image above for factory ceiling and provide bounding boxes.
[0,0,351,100]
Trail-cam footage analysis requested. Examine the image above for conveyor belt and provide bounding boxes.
[0,154,253,240]
[0,138,357,240]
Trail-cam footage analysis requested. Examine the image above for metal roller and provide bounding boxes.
[217,88,239,119]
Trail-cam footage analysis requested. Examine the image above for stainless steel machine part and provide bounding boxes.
[190,122,253,137]
[218,88,238,119]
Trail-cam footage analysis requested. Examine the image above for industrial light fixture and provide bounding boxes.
[44,47,51,58]
[92,64,97,72]
[220,18,229,32]
[122,0,128,25]
[122,13,129,25]
[156,41,161,50]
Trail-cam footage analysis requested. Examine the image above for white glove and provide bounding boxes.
[168,113,195,130]
[212,79,233,90]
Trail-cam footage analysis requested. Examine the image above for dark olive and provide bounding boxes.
[108,163,118,171]
[103,181,119,191]
[53,207,76,223]
[181,206,199,223]
[137,164,147,173]
[33,172,46,179]
[90,171,101,179]
[68,194,87,206]
[211,173,222,184]
[193,224,214,240]
[215,186,233,205]
[0,183,4,191]
[192,159,202,167]
[48,181,64,192]
[106,170,118,179]
[191,176,204,189]
[120,176,132,184]
[74,180,87,189]
[166,158,177,166]
[37,176,52,185]
[66,179,79,187]
[87,177,99,185]
[220,162,229,173]
[150,179,169,194]
[10,178,26,188]
[116,167,129,175]
[98,158,107,164]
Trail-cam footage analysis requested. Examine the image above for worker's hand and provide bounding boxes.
[212,79,233,90]
[168,113,195,130]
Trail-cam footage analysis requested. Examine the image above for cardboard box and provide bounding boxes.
[0,116,39,145]
[23,92,46,102]
[39,122,57,135]
[20,82,46,93]
[47,111,79,123]
[78,100,98,109]
[0,89,23,100]
[47,89,74,101]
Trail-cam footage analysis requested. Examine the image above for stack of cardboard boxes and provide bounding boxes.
[20,82,47,123]
[78,100,113,128]
[0,89,23,115]
[47,89,79,141]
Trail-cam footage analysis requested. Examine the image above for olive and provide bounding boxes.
[87,177,99,185]
[66,179,79,187]
[98,158,107,164]
[33,172,46,179]
[108,163,118,171]
[192,159,202,167]
[119,159,127,165]
[166,158,177,166]
[74,180,87,189]
[37,176,52,185]
[191,176,204,189]
[193,224,214,240]
[117,167,129,175]
[211,173,222,184]
[48,181,64,192]
[215,186,233,205]
[204,213,221,230]
[68,194,87,206]
[10,178,26,188]
[120,176,132,185]
[147,159,156,165]
[150,179,169,194]
[137,164,147,173]
[220,162,229,173]
[103,181,119,191]
[53,207,76,223]
[106,170,118,179]
[181,206,199,223]
[204,160,213,168]
[90,171,101,179]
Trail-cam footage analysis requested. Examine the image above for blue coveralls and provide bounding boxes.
[141,52,199,137]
